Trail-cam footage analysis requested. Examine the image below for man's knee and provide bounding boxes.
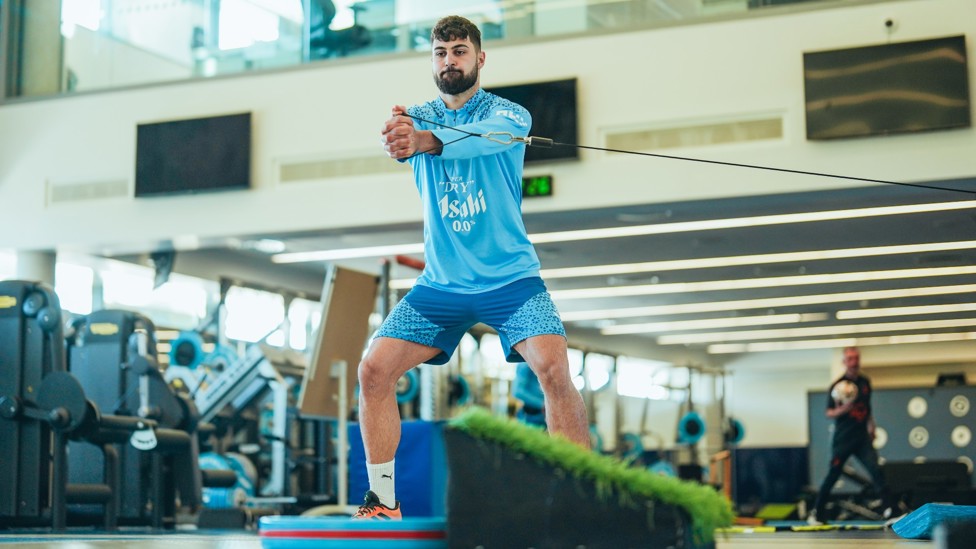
[528,356,568,390]
[358,354,396,397]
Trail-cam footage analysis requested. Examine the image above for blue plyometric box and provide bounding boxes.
[259,515,446,549]
[347,420,447,517]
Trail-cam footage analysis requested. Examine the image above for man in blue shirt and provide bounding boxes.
[353,15,589,519]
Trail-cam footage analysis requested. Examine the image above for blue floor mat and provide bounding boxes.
[891,503,976,540]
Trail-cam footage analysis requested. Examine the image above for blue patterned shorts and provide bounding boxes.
[375,277,566,365]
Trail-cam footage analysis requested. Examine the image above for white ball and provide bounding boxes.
[831,380,858,406]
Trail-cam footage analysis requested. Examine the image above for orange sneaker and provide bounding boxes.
[353,490,402,520]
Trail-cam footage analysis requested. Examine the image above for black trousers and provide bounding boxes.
[813,438,885,518]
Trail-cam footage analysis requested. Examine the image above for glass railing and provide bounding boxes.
[2,0,849,101]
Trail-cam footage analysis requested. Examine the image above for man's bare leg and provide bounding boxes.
[357,337,440,464]
[515,334,590,447]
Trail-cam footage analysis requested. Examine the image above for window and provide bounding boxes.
[616,356,673,400]
[331,0,359,30]
[568,347,585,390]
[55,262,94,315]
[583,352,613,391]
[99,258,210,329]
[458,333,480,376]
[218,0,282,50]
[478,333,513,380]
[224,285,284,343]
[61,0,101,37]
[286,297,320,351]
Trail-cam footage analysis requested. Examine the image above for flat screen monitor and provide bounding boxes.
[803,35,971,140]
[486,78,579,163]
[135,112,252,197]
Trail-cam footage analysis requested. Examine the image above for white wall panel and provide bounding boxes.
[1,0,973,253]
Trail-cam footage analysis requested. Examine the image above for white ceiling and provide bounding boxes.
[111,175,976,363]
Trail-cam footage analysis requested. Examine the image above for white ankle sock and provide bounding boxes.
[366,459,396,508]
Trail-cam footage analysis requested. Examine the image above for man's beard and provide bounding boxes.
[434,65,478,95]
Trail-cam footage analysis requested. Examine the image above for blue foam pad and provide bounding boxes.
[892,504,976,540]
[258,516,446,549]
[347,421,447,517]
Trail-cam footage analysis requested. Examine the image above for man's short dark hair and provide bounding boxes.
[431,15,482,51]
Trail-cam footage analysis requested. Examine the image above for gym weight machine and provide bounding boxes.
[0,281,231,530]
[66,308,237,527]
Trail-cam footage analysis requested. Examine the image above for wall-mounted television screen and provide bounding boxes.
[803,35,971,140]
[135,112,252,197]
[486,78,579,163]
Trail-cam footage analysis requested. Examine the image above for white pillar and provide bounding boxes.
[16,250,56,285]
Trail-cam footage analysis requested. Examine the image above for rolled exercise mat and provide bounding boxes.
[259,516,446,549]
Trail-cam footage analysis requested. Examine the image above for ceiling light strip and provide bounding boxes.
[551,265,976,300]
[708,332,976,353]
[657,318,976,345]
[601,312,829,335]
[273,243,425,264]
[559,284,976,321]
[528,200,976,244]
[541,240,976,279]
[270,200,976,263]
[837,302,976,319]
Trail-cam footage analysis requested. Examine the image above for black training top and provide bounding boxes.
[827,374,873,446]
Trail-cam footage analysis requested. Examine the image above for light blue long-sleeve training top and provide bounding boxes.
[404,88,541,293]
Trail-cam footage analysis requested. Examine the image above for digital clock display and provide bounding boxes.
[522,175,553,198]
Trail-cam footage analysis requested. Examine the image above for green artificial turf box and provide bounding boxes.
[445,407,733,548]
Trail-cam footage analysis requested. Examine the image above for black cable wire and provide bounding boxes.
[550,142,972,196]
[402,112,480,138]
[399,112,973,196]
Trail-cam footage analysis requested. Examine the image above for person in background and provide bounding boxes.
[513,361,547,428]
[809,346,889,525]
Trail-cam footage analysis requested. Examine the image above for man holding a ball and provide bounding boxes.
[809,346,889,525]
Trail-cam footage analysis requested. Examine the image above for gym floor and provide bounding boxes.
[0,528,931,548]
[720,533,928,547]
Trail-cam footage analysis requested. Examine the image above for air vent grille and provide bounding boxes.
[47,179,129,205]
[279,154,406,183]
[605,116,783,152]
